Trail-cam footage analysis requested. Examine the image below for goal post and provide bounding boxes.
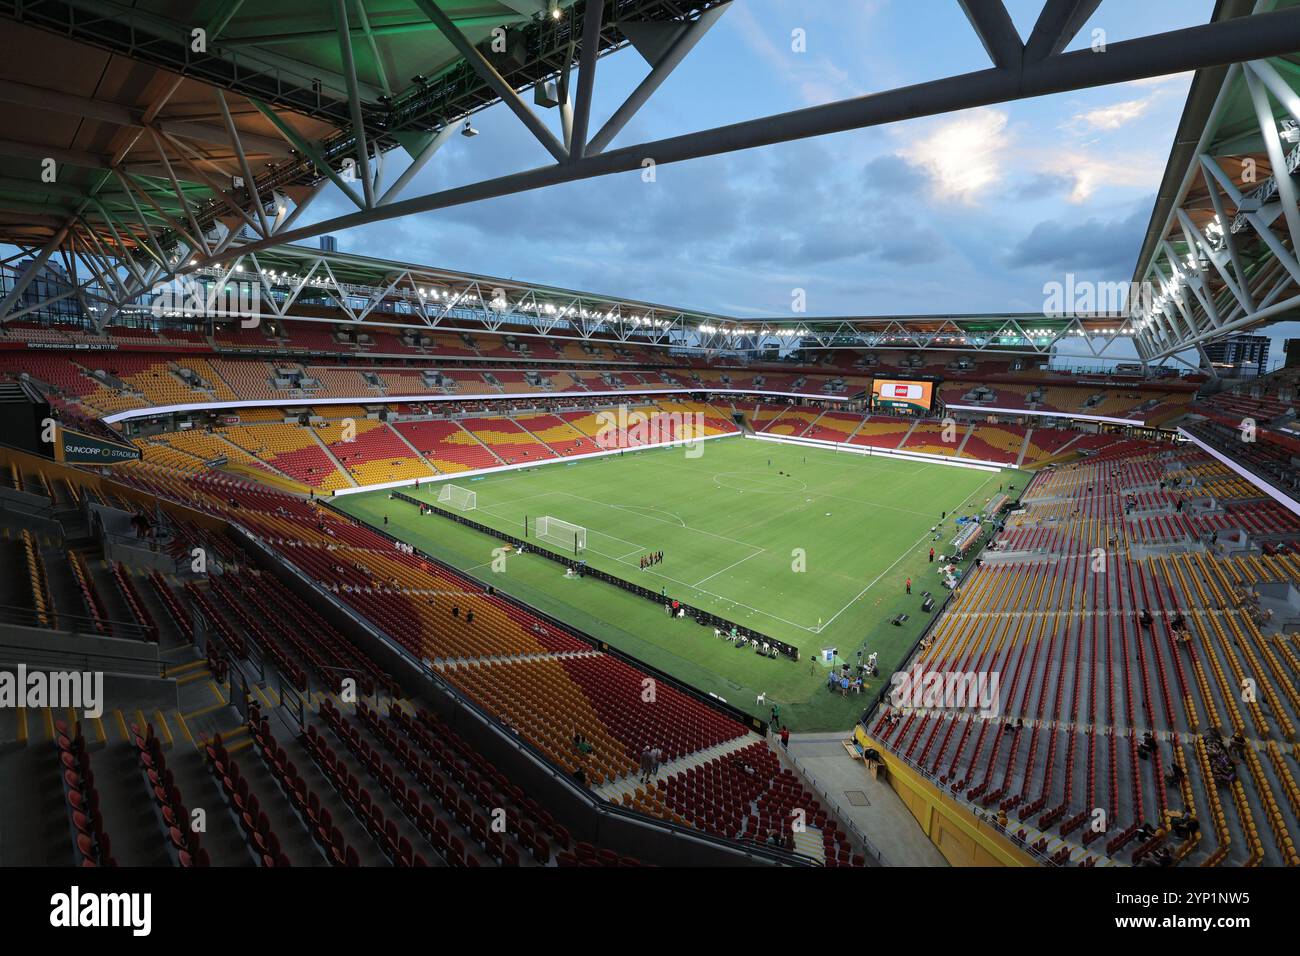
[436,483,476,511]
[535,515,586,553]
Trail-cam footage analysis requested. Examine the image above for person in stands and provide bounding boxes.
[573,731,594,763]
[1229,730,1247,758]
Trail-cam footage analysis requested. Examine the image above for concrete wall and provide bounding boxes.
[855,726,1038,867]
[0,623,176,714]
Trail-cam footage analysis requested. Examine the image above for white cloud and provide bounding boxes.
[1073,96,1154,131]
[1124,71,1194,89]
[899,108,1012,205]
[1038,151,1156,204]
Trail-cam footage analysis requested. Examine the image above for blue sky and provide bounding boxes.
[318,0,1208,320]
[304,0,1300,368]
[13,0,1289,369]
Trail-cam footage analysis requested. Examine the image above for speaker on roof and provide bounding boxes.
[534,79,560,109]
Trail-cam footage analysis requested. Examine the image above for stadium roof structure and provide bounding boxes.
[1131,0,1300,363]
[141,240,1139,359]
[2,1,1300,369]
[0,0,709,318]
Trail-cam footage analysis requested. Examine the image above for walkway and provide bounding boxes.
[782,731,948,866]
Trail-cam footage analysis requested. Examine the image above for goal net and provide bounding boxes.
[436,483,476,511]
[536,515,586,552]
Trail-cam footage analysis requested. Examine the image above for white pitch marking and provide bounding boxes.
[813,473,999,633]
[692,548,765,588]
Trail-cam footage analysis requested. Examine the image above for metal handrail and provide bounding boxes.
[773,737,889,866]
[0,640,168,678]
[0,602,157,642]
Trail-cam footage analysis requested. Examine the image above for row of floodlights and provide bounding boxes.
[699,325,807,337]
[179,263,675,328]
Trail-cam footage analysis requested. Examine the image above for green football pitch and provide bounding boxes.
[333,437,1027,732]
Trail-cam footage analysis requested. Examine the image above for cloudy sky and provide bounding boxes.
[299,0,1292,368]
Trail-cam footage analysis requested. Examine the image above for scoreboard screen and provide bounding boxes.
[872,379,934,415]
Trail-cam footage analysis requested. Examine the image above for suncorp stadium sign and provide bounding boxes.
[56,429,141,464]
